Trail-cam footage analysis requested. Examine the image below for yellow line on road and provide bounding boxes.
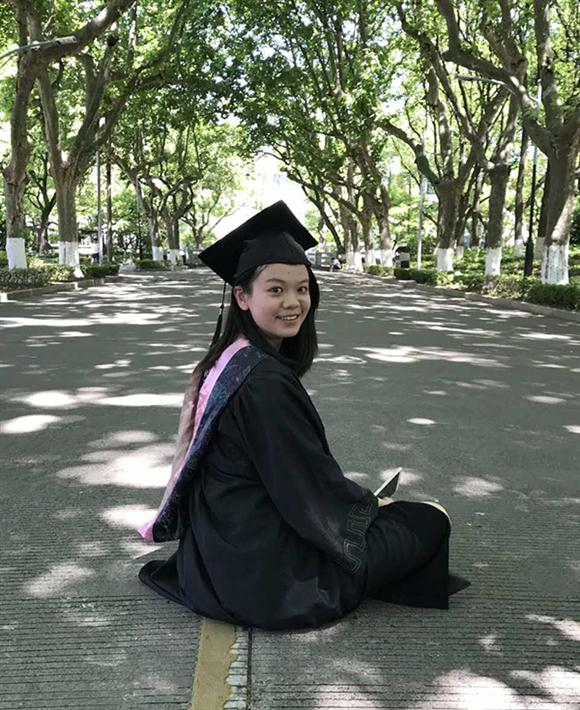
[190,618,237,710]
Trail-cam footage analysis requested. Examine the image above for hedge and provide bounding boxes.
[0,261,119,292]
[526,282,580,310]
[44,264,77,282]
[83,263,120,278]
[366,264,393,277]
[397,271,579,310]
[135,259,168,270]
[0,268,51,291]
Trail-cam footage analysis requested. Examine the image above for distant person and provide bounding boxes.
[331,257,342,271]
[137,201,468,630]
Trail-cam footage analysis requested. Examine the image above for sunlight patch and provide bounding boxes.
[564,425,580,434]
[519,332,573,341]
[20,390,77,408]
[354,345,506,368]
[408,418,436,425]
[95,359,132,370]
[97,393,182,407]
[527,614,580,642]
[511,666,580,705]
[59,331,93,338]
[0,317,90,328]
[25,563,94,598]
[355,346,416,363]
[527,395,566,404]
[100,504,157,529]
[315,355,366,364]
[454,477,504,497]
[479,634,501,654]
[0,414,60,433]
[56,443,173,488]
[344,471,370,484]
[95,430,158,446]
[410,669,532,709]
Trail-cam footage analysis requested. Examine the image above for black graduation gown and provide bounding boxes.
[139,356,454,630]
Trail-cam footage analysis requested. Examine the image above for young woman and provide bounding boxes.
[137,201,467,630]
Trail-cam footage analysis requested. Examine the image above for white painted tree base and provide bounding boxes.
[380,249,393,267]
[485,247,502,276]
[514,240,525,257]
[436,247,454,272]
[168,249,181,266]
[59,241,83,278]
[366,249,378,266]
[455,245,464,260]
[536,237,545,261]
[346,251,363,271]
[6,237,27,270]
[152,246,164,262]
[541,243,569,284]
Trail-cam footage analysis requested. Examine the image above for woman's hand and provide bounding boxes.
[377,496,394,507]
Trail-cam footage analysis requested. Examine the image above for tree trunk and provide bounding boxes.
[4,166,29,269]
[485,164,511,275]
[536,162,551,262]
[378,217,393,267]
[541,140,579,284]
[454,188,471,260]
[435,179,461,271]
[149,213,162,261]
[37,195,56,253]
[170,216,181,265]
[163,211,180,266]
[55,176,81,273]
[339,202,361,270]
[359,196,373,261]
[4,59,35,270]
[514,128,528,256]
[470,172,484,248]
[311,196,343,254]
[376,184,393,267]
[106,146,113,262]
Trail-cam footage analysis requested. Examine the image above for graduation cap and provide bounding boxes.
[199,201,317,285]
[199,201,318,345]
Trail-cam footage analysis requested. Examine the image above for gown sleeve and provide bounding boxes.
[232,361,378,576]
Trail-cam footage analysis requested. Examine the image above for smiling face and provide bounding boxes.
[233,263,311,350]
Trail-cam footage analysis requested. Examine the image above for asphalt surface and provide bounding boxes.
[0,269,578,709]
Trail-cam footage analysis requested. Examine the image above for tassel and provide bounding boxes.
[210,281,228,347]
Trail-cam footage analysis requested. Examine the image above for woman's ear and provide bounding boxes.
[233,285,249,311]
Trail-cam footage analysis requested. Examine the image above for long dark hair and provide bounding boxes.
[194,265,319,379]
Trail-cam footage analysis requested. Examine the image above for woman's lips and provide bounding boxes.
[278,314,300,321]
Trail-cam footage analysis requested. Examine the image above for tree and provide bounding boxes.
[224,0,401,267]
[33,0,190,271]
[2,0,135,271]
[435,0,580,283]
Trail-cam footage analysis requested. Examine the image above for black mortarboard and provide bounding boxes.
[199,201,318,345]
[199,201,317,286]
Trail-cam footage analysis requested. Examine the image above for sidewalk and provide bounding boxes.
[1,270,578,709]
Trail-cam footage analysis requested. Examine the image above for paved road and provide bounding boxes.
[1,270,578,709]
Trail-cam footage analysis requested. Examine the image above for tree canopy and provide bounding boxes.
[0,0,578,283]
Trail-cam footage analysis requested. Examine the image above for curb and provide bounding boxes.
[0,275,121,303]
[360,272,580,325]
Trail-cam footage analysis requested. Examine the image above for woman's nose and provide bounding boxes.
[282,293,300,308]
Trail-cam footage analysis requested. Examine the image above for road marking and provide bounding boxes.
[191,618,237,710]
